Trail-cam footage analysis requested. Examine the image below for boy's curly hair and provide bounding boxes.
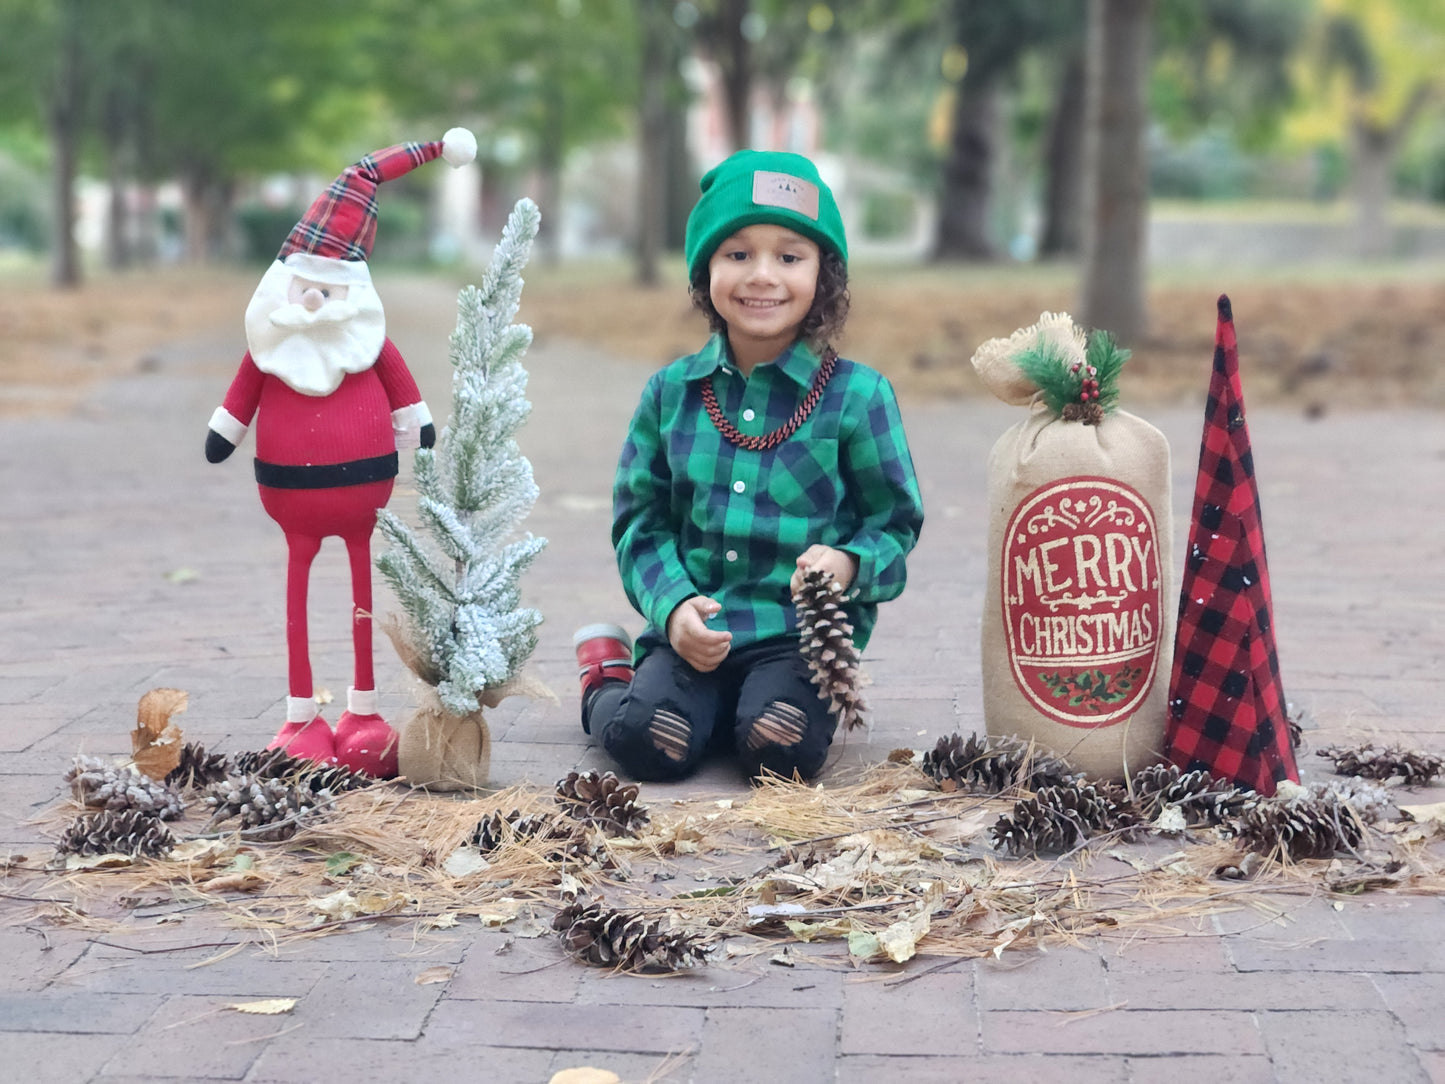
[689,249,850,353]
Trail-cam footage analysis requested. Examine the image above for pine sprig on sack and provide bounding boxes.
[1015,328,1129,426]
[793,567,867,731]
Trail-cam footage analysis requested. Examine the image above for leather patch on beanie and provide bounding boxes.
[752,171,819,220]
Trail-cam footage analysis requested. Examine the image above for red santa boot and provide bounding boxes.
[268,696,337,763]
[334,687,398,777]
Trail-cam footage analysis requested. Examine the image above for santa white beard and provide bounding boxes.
[244,260,387,396]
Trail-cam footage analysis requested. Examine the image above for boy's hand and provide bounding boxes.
[790,545,859,596]
[667,596,732,672]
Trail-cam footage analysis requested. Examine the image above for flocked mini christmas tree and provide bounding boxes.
[376,198,548,790]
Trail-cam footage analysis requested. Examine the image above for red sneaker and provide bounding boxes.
[574,623,634,732]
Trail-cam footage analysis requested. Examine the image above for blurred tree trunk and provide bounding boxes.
[47,0,84,288]
[714,0,751,151]
[933,73,1000,260]
[535,82,565,266]
[636,0,667,286]
[1079,0,1151,345]
[102,96,131,271]
[181,166,234,262]
[1038,46,1085,259]
[1351,84,1430,259]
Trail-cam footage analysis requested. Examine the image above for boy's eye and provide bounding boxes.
[779,253,799,264]
[726,250,748,261]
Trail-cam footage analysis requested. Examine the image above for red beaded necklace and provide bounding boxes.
[699,349,837,452]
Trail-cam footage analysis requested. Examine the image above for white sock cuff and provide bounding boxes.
[286,696,318,723]
[348,687,378,715]
[209,406,249,446]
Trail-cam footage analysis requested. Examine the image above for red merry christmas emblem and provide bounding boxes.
[1001,477,1162,728]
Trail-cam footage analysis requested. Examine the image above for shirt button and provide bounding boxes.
[726,550,738,562]
[732,480,746,494]
[742,409,756,422]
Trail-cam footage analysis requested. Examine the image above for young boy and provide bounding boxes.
[576,149,924,782]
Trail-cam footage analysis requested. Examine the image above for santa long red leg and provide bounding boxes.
[333,516,399,777]
[265,529,336,762]
[344,525,376,693]
[285,531,323,699]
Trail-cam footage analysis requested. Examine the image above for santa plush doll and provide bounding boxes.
[205,128,477,777]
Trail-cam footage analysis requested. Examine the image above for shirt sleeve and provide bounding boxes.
[611,376,698,632]
[836,373,924,604]
[217,352,267,429]
[373,338,424,410]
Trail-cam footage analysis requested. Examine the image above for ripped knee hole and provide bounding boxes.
[648,709,692,762]
[744,700,809,752]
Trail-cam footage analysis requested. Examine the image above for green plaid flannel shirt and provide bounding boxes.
[613,334,924,659]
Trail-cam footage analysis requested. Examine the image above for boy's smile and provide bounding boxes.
[708,223,819,373]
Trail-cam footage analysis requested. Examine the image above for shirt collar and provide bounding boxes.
[682,334,824,388]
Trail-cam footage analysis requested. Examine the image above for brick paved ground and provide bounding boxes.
[1,276,1442,1083]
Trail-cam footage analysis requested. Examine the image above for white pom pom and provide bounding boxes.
[442,127,477,168]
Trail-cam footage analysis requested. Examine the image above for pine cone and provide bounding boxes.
[471,808,569,853]
[556,771,650,837]
[793,568,867,731]
[56,809,175,858]
[1236,794,1364,861]
[552,897,708,972]
[1310,778,1392,825]
[65,756,185,820]
[991,781,1140,856]
[204,776,331,841]
[166,742,232,791]
[922,733,1076,793]
[231,748,373,793]
[1130,763,1252,826]
[1317,743,1442,786]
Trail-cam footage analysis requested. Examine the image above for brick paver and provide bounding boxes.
[1,275,1442,1081]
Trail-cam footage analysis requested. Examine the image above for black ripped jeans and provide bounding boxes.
[583,636,837,782]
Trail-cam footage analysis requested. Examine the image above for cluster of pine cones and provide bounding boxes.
[555,770,650,837]
[55,743,373,858]
[918,731,1413,863]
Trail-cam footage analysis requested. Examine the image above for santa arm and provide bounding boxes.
[374,338,435,450]
[205,353,266,463]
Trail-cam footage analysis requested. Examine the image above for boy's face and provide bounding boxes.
[708,223,819,367]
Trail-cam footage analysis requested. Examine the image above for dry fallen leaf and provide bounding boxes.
[229,998,296,1015]
[442,847,490,878]
[1398,802,1445,832]
[549,1070,620,1084]
[132,688,187,780]
[414,966,454,986]
[202,870,264,893]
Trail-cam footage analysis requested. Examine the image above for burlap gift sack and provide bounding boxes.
[973,314,1174,781]
[382,614,554,792]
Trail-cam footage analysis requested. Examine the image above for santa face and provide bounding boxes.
[245,258,386,396]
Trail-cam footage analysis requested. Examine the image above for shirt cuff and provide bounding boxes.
[391,401,433,448]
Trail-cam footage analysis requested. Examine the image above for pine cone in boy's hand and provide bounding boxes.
[793,567,867,731]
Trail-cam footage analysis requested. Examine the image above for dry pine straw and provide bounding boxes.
[7,763,1444,966]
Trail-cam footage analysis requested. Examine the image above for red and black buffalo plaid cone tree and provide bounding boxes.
[1164,295,1299,796]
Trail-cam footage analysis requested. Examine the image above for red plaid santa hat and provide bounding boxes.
[1164,295,1299,795]
[277,127,477,284]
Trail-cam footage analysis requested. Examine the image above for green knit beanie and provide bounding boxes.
[684,149,847,282]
